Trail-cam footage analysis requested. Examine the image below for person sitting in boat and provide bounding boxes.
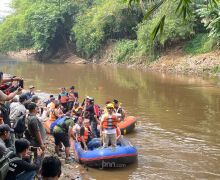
[113,99,125,121]
[100,103,119,148]
[78,119,92,151]
[52,115,75,162]
[58,87,68,113]
[72,101,83,117]
[73,116,83,140]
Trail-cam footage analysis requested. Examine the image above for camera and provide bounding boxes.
[30,146,38,152]
[1,78,24,95]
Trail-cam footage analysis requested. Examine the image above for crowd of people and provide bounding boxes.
[0,72,126,180]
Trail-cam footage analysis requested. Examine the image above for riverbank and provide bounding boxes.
[5,47,220,76]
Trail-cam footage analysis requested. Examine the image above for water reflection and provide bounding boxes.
[1,57,220,179]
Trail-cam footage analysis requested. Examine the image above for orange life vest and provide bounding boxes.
[59,92,68,104]
[49,108,57,122]
[102,114,118,129]
[77,126,90,142]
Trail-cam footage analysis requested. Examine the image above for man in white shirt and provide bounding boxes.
[100,103,119,148]
[9,94,27,126]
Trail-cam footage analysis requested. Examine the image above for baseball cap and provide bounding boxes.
[106,103,114,109]
[0,124,14,133]
[29,85,35,89]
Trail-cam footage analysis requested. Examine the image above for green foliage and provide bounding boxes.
[72,0,141,58]
[112,40,137,62]
[211,66,220,73]
[0,0,81,53]
[0,14,33,52]
[184,33,216,54]
[136,0,194,56]
[197,4,220,44]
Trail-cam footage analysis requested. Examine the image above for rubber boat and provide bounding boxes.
[118,116,137,135]
[44,115,137,135]
[73,138,137,167]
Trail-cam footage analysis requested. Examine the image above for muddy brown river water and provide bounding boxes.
[1,55,220,180]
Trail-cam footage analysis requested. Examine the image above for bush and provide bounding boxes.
[184,33,216,54]
[112,40,137,63]
[0,0,81,53]
[72,0,141,58]
[136,0,194,57]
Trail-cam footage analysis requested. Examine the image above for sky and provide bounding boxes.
[0,0,12,19]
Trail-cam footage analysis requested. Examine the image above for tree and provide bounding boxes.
[126,0,220,41]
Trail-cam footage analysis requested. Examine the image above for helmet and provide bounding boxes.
[106,103,114,109]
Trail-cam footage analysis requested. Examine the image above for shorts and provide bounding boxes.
[53,132,70,147]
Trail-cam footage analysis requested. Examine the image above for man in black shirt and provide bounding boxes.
[85,97,99,137]
[6,138,43,180]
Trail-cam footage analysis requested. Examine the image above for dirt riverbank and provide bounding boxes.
[5,47,220,76]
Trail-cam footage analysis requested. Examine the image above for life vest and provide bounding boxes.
[59,92,68,104]
[102,114,118,129]
[49,109,57,122]
[68,91,75,102]
[115,107,123,114]
[77,126,90,142]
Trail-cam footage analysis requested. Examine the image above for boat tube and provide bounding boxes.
[73,138,137,167]
[118,116,137,135]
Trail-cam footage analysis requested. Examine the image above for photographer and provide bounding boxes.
[0,72,23,103]
[5,138,43,180]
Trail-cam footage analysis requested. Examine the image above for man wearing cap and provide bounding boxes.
[25,85,35,100]
[100,103,119,148]
[0,124,14,151]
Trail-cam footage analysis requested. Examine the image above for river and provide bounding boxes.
[1,55,220,179]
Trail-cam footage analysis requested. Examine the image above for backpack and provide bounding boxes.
[93,104,100,117]
[13,114,26,134]
[50,116,67,132]
[0,151,21,180]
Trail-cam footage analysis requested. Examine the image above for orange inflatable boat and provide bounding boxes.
[118,116,137,135]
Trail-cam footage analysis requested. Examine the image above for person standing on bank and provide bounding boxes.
[68,86,77,111]
[26,103,46,151]
[25,85,35,100]
[58,87,68,113]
